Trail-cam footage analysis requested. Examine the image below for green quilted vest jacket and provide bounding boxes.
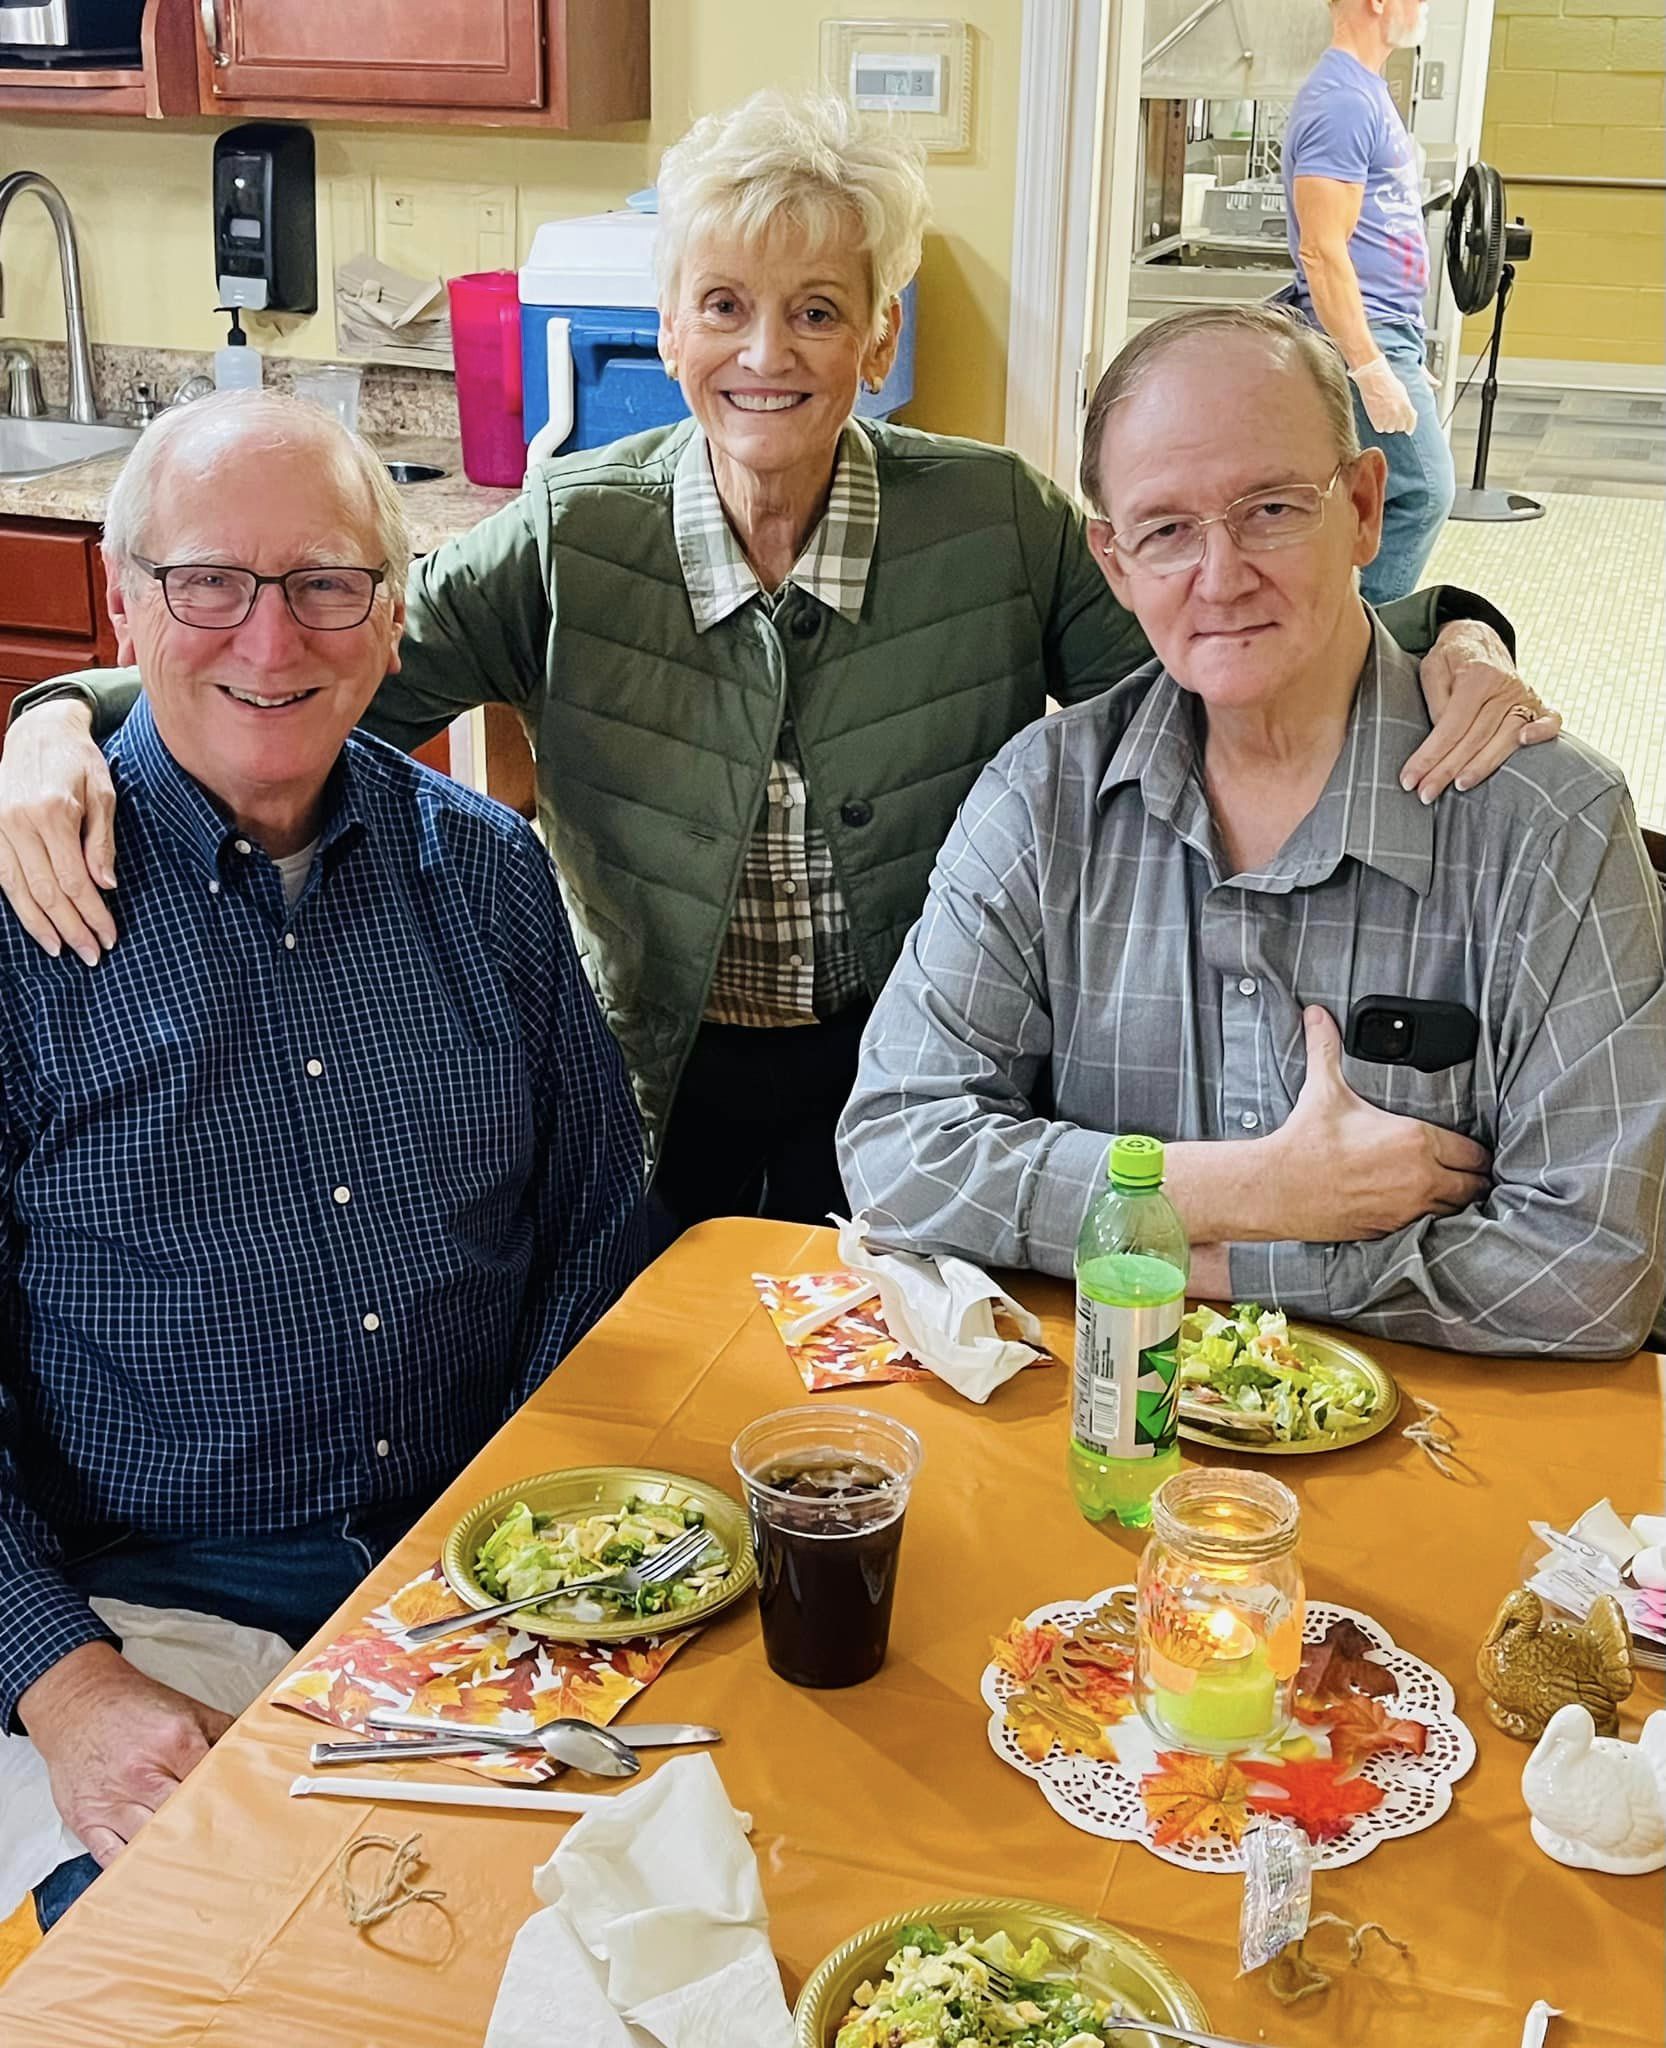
[42,416,1459,1148]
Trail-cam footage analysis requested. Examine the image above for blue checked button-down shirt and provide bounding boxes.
[0,698,645,1719]
[840,620,1666,1358]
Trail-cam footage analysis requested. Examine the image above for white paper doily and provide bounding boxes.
[982,1585,1476,1874]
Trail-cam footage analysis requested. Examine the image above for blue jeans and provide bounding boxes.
[1353,319,1456,605]
[32,1501,421,1933]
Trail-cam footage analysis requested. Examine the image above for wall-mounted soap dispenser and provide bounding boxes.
[213,123,316,316]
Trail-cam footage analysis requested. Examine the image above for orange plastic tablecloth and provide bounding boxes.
[2,1219,1660,2047]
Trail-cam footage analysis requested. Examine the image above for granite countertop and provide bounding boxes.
[0,433,520,556]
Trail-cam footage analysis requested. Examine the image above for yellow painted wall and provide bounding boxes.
[1470,0,1665,365]
[0,0,1023,441]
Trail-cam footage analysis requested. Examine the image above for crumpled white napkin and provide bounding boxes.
[832,1213,1044,1404]
[484,1753,793,2048]
[0,1600,293,1922]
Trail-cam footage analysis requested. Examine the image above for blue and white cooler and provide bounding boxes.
[519,205,918,464]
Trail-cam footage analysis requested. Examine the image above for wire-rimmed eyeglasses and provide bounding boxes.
[130,556,388,631]
[1097,464,1350,577]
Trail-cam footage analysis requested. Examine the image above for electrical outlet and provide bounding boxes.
[384,190,415,228]
[1422,59,1445,100]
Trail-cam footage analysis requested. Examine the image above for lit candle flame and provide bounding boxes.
[1203,1608,1256,1658]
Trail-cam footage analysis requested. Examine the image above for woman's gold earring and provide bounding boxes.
[664,360,678,379]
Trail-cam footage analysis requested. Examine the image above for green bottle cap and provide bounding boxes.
[1108,1133,1165,1187]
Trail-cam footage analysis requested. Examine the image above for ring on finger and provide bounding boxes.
[1507,702,1539,724]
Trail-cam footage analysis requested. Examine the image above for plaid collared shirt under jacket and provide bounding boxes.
[838,618,1666,1357]
[673,422,877,1026]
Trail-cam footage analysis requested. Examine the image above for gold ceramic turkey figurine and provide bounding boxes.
[1476,1589,1634,1740]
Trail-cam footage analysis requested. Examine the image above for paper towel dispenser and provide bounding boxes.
[213,123,317,316]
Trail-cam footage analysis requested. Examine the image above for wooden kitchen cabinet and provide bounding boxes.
[200,0,543,113]
[0,0,646,126]
[0,0,196,120]
[0,518,118,738]
[198,0,648,127]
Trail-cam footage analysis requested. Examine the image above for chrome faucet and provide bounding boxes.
[0,172,98,424]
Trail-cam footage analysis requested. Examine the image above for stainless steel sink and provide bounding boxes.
[0,414,141,483]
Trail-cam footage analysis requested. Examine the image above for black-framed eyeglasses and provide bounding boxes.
[1097,464,1350,577]
[130,556,388,631]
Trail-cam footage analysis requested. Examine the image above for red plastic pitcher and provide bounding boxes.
[447,270,525,488]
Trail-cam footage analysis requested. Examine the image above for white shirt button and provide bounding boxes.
[234,838,252,855]
[788,952,803,967]
[1238,976,1257,996]
[208,880,221,897]
[374,1438,391,1459]
[333,1185,352,1205]
[1240,1111,1261,1131]
[782,881,797,896]
[362,1312,381,1332]
[283,932,297,950]
[305,1059,324,1078]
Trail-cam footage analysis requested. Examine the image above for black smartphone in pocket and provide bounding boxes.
[1344,996,1480,1073]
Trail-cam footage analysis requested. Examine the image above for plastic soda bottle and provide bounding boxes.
[1069,1134,1189,1529]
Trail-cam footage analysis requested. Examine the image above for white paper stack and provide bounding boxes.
[335,252,452,369]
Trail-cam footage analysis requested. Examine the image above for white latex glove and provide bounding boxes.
[1350,353,1419,435]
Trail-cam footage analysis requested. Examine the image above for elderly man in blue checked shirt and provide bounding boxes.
[1,392,645,1927]
[840,306,1666,1358]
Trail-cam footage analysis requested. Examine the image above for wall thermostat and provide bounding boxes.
[820,18,973,152]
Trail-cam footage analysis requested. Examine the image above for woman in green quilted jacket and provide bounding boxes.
[0,91,1555,1236]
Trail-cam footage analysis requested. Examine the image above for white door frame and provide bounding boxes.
[1003,0,1112,489]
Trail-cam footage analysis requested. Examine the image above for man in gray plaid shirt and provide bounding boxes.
[840,308,1665,1357]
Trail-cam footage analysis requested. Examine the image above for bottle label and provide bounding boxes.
[1073,1293,1183,1458]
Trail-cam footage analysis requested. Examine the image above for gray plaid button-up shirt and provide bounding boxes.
[674,423,876,1027]
[839,619,1666,1357]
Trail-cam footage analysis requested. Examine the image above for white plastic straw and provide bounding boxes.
[289,1773,611,1814]
[781,1281,881,1344]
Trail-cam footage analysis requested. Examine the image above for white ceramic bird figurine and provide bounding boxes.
[1521,1702,1666,1874]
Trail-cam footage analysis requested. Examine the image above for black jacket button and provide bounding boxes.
[840,799,874,828]
[790,609,818,639]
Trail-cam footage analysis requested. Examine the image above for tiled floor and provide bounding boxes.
[1447,384,1665,501]
[1427,383,1664,829]
[1426,491,1665,830]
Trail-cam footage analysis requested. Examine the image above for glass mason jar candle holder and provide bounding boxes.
[1137,1468,1305,1754]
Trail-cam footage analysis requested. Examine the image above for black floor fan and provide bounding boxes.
[1446,162,1543,522]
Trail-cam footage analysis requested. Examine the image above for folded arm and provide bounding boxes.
[1232,793,1666,1357]
[831,771,1426,1274]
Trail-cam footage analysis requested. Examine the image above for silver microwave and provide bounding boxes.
[0,0,146,64]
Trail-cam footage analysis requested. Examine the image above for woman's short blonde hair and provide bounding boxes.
[655,89,930,343]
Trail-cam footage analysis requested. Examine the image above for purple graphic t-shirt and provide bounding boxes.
[1283,47,1430,331]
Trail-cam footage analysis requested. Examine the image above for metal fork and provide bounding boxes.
[403,1525,715,1646]
[983,1966,1268,2048]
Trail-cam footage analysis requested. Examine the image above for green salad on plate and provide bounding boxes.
[474,1495,727,1620]
[834,1925,1124,2047]
[1178,1302,1381,1444]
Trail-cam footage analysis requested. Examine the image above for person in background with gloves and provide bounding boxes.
[1283,0,1455,603]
